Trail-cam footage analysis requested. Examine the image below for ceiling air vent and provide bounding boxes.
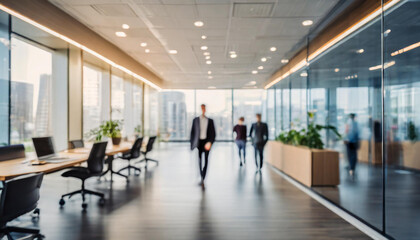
[233,3,274,18]
[91,4,137,17]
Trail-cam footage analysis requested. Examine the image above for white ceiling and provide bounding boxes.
[49,0,339,89]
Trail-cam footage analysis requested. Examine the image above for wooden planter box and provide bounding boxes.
[267,141,339,187]
[401,141,420,170]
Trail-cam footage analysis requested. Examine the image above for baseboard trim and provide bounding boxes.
[270,166,388,240]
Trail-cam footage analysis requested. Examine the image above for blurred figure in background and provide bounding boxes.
[233,117,247,167]
[249,114,268,173]
[345,113,360,177]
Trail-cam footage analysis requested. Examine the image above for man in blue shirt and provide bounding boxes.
[345,113,359,177]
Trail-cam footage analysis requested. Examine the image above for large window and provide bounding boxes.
[82,64,110,137]
[0,12,9,145]
[233,90,264,133]
[144,85,159,136]
[111,72,125,134]
[10,37,53,151]
[159,90,195,141]
[196,90,233,140]
[132,82,143,136]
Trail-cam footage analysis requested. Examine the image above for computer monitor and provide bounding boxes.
[32,137,55,159]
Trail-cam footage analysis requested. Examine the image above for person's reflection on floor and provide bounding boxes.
[254,171,263,196]
[345,113,360,179]
[236,166,246,193]
[194,191,217,240]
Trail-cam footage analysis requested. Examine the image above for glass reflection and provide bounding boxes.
[384,1,420,239]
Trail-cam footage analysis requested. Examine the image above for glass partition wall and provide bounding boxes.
[384,1,420,239]
[268,1,420,238]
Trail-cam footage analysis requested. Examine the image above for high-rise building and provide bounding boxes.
[159,91,187,140]
[34,74,51,137]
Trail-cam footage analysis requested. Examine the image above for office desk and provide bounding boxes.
[0,152,88,181]
[0,142,133,181]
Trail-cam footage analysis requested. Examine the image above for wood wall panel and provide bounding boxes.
[0,0,163,88]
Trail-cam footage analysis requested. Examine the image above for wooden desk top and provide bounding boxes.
[0,142,133,181]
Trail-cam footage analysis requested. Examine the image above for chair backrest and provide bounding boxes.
[87,142,108,174]
[130,137,143,158]
[0,144,25,162]
[145,136,157,153]
[0,173,44,226]
[70,140,84,149]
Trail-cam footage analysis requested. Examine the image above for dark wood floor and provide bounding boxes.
[10,143,370,240]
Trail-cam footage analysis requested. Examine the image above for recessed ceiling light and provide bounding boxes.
[356,49,365,54]
[258,66,264,70]
[270,47,277,52]
[252,70,258,74]
[300,72,308,77]
[203,52,210,56]
[208,76,213,79]
[206,60,212,65]
[261,57,267,62]
[208,71,212,74]
[145,49,150,53]
[115,31,126,37]
[194,21,204,27]
[208,86,216,89]
[281,59,289,64]
[140,42,147,47]
[230,53,237,58]
[169,50,178,54]
[201,46,208,50]
[201,35,207,40]
[334,68,340,72]
[302,20,313,26]
[205,56,211,60]
[122,24,130,29]
[248,81,257,85]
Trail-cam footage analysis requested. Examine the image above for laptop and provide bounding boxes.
[32,137,70,162]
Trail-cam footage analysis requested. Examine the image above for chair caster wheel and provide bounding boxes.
[99,198,105,206]
[82,203,88,209]
[33,208,40,215]
[35,234,45,239]
[59,199,65,206]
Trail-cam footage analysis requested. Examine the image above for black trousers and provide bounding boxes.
[346,142,358,171]
[198,139,210,181]
[253,143,265,169]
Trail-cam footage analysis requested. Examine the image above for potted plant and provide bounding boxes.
[267,112,342,187]
[85,120,123,145]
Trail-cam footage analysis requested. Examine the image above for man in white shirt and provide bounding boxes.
[190,104,216,188]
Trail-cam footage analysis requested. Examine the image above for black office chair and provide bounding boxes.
[117,137,143,176]
[0,144,25,162]
[0,173,44,239]
[70,140,84,149]
[136,136,158,168]
[59,141,108,210]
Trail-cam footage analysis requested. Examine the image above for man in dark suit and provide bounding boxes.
[190,104,216,187]
[249,113,268,173]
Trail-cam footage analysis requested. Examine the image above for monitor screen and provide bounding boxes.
[32,137,55,158]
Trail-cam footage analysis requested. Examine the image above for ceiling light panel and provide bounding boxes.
[92,4,137,17]
[233,3,274,18]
